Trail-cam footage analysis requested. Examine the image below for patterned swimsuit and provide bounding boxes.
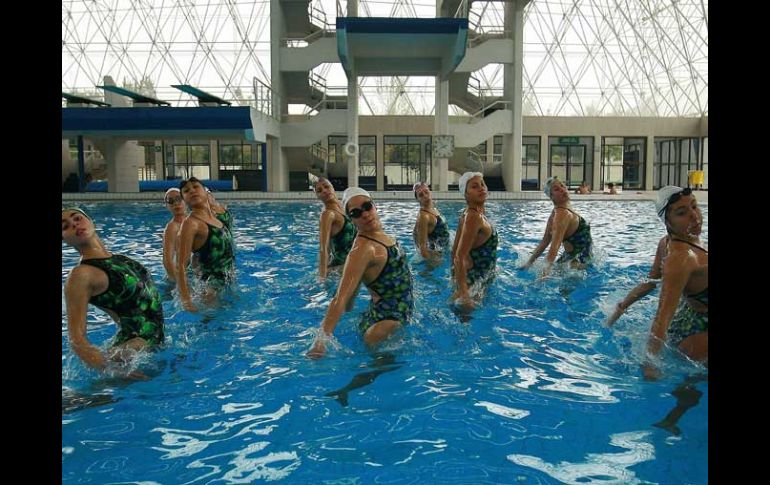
[667,240,708,345]
[414,208,450,252]
[80,254,164,347]
[555,207,593,265]
[329,209,357,266]
[465,209,498,287]
[357,235,414,332]
[215,209,233,232]
[192,217,236,286]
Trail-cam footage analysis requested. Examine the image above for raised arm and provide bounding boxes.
[176,217,200,312]
[606,237,667,326]
[65,267,107,370]
[452,211,483,302]
[317,210,334,279]
[308,242,370,358]
[162,223,178,282]
[543,209,571,274]
[415,211,432,259]
[521,213,554,269]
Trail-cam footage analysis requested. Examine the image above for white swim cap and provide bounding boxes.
[543,176,559,198]
[655,185,686,222]
[342,187,372,212]
[459,172,483,195]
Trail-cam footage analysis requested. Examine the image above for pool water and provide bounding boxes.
[62,200,708,484]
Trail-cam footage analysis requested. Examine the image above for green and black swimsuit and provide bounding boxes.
[667,240,708,345]
[555,207,593,265]
[215,209,233,232]
[465,209,498,287]
[193,217,236,286]
[414,209,450,252]
[357,235,414,332]
[80,254,164,347]
[329,209,357,266]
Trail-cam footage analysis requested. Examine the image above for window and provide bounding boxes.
[327,136,377,178]
[653,137,698,189]
[219,142,258,171]
[165,142,210,180]
[522,136,540,190]
[384,135,431,188]
[601,137,624,189]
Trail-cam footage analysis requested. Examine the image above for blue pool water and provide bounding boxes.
[62,200,708,484]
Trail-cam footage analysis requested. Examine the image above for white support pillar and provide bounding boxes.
[592,135,602,190]
[539,134,548,187]
[209,140,219,180]
[346,74,359,188]
[645,135,655,190]
[94,138,142,192]
[503,0,526,192]
[154,140,164,180]
[268,137,289,191]
[269,0,287,191]
[433,77,450,191]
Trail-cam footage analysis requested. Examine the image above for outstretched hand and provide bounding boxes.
[307,336,327,359]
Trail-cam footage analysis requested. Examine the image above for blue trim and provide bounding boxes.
[62,107,253,132]
[86,179,234,192]
[171,84,231,106]
[336,17,468,34]
[336,27,349,73]
[448,27,469,75]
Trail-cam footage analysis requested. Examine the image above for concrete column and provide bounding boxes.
[539,134,548,186]
[645,135,655,190]
[592,135,602,190]
[346,74,359,188]
[376,132,385,190]
[503,0,525,192]
[268,137,289,191]
[209,140,219,180]
[94,138,142,192]
[433,77,450,191]
[154,140,164,180]
[348,0,358,16]
[269,0,287,192]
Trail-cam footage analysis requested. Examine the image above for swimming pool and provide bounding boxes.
[62,199,708,484]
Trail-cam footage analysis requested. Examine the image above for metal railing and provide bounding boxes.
[466,99,511,123]
[253,77,280,119]
[468,74,504,100]
[467,149,503,172]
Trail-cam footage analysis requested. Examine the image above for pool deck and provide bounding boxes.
[62,190,708,203]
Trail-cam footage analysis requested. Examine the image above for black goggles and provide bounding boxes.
[348,200,374,219]
[659,187,692,217]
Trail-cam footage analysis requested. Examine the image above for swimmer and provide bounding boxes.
[308,188,414,358]
[314,177,356,279]
[62,208,164,378]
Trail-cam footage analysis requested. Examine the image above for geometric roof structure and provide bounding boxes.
[62,0,707,117]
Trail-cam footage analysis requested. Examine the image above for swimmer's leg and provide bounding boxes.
[363,319,401,347]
